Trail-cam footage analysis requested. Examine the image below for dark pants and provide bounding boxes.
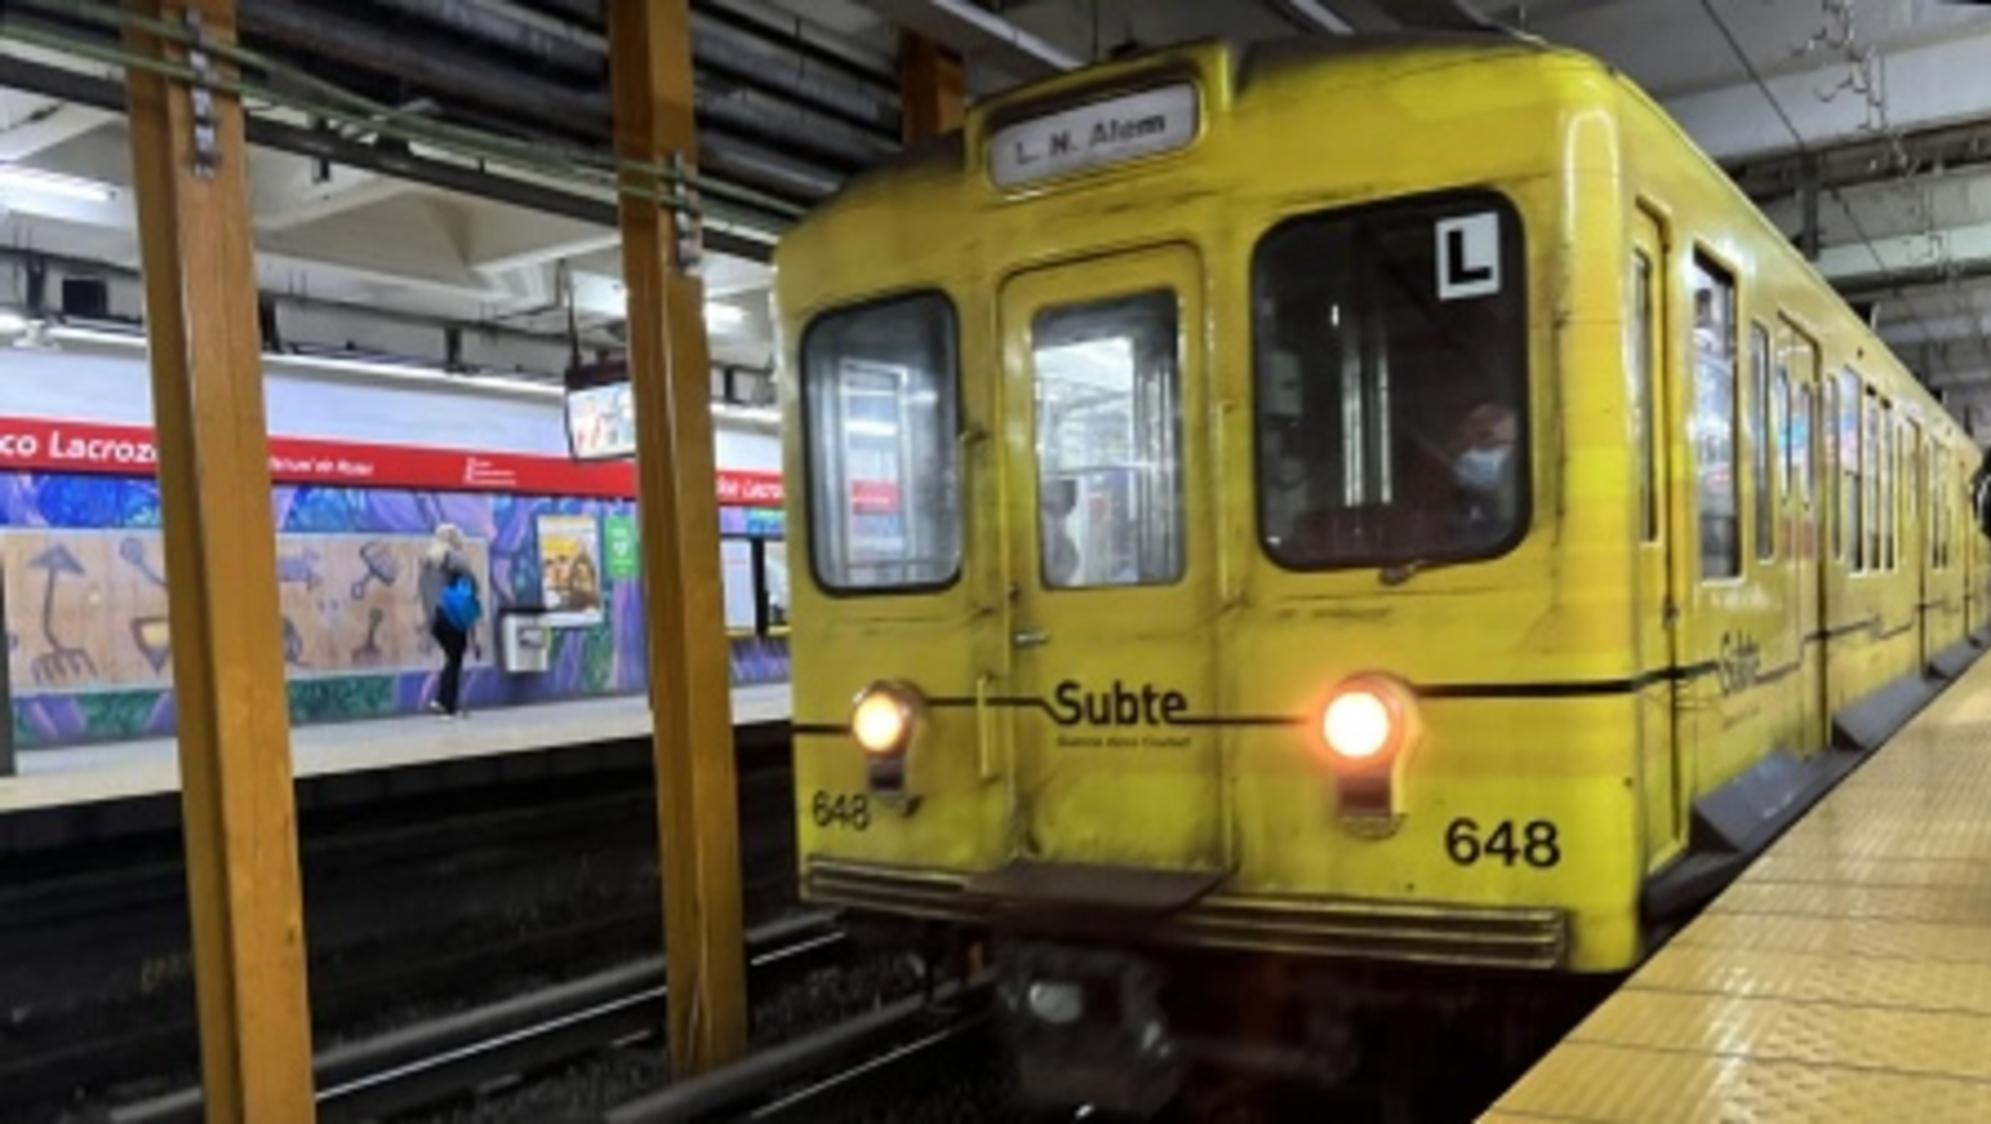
[431,614,467,714]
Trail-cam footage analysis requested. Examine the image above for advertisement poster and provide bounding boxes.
[763,540,790,630]
[565,383,636,460]
[538,513,604,625]
[720,539,757,633]
[603,515,640,581]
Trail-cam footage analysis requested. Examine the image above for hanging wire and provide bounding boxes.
[1700,0,1991,395]
[1794,0,1991,376]
[1696,0,1951,360]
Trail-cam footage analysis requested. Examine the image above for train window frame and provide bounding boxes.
[1751,321,1774,562]
[1690,251,1741,583]
[1249,187,1532,574]
[797,288,966,598]
[1632,250,1658,544]
[1823,374,1839,558]
[1030,288,1187,591]
[1841,370,1862,574]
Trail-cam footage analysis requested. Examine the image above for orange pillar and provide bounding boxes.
[899,30,966,144]
[607,0,750,1076]
[123,1,317,1121]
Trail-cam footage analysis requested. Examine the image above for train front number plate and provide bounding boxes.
[989,83,1199,188]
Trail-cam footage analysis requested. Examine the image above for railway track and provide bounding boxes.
[605,977,995,1124]
[1,733,797,1120]
[107,912,850,1124]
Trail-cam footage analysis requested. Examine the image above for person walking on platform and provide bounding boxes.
[419,523,480,718]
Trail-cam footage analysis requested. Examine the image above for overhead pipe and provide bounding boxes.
[695,0,899,89]
[373,0,901,144]
[694,78,896,174]
[369,0,605,76]
[238,0,611,135]
[0,53,812,247]
[691,11,900,140]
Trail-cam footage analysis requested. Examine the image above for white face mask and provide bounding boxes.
[1455,446,1510,494]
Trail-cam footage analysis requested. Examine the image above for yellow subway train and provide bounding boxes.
[776,34,1989,1109]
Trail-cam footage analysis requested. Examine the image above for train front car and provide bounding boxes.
[782,39,1648,1109]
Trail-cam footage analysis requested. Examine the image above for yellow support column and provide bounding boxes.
[607,0,749,1076]
[122,3,317,1122]
[899,31,966,144]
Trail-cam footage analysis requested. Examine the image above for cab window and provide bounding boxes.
[801,292,962,592]
[1253,191,1527,569]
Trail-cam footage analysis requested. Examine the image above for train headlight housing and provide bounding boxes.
[1316,674,1420,822]
[1318,674,1417,769]
[851,682,924,802]
[1322,689,1394,762]
[851,682,921,757]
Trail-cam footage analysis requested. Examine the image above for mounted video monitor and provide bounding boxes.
[564,359,634,461]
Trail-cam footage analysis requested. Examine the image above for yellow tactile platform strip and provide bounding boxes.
[1490,652,1991,1122]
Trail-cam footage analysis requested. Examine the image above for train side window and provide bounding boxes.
[1864,391,1879,572]
[1752,322,1773,561]
[1032,290,1184,588]
[1840,370,1861,572]
[1793,381,1813,510]
[800,291,963,593]
[1631,251,1658,543]
[1690,255,1740,580]
[1823,375,1838,558]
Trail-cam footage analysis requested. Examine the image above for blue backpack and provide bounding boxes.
[439,573,481,631]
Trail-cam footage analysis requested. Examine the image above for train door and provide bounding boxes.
[1630,211,1684,868]
[996,244,1224,872]
[1782,324,1828,750]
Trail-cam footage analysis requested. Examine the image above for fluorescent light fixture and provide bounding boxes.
[704,301,747,333]
[0,165,115,204]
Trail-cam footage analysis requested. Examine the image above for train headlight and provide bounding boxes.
[1319,675,1416,767]
[851,682,921,757]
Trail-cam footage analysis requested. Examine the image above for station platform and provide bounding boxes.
[1490,653,1991,1120]
[0,683,789,817]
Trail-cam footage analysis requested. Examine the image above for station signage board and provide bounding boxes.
[0,414,786,506]
[989,82,1198,189]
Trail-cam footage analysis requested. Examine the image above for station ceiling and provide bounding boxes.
[1,0,1989,429]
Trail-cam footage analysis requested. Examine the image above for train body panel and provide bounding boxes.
[779,35,1987,991]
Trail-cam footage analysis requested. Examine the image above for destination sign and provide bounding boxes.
[989,83,1198,188]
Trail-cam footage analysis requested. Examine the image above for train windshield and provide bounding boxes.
[1253,192,1528,570]
[801,292,962,591]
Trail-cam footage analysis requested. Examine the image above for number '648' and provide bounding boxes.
[1445,817,1560,868]
[811,791,870,831]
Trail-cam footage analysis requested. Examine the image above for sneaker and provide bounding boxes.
[427,700,447,716]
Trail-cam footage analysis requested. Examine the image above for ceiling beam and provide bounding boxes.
[1669,27,1991,163]
[0,94,109,159]
[1727,115,1991,205]
[847,0,1079,81]
[1835,255,1991,306]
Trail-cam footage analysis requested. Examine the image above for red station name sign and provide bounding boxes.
[0,414,785,507]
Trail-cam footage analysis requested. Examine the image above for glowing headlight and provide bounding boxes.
[850,682,920,756]
[1320,676,1415,765]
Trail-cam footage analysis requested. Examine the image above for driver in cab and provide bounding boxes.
[1449,402,1518,542]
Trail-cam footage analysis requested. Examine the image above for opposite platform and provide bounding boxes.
[1490,652,1991,1121]
[0,684,791,814]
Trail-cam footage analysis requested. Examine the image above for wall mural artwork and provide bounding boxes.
[2,530,494,693]
[1,467,788,750]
